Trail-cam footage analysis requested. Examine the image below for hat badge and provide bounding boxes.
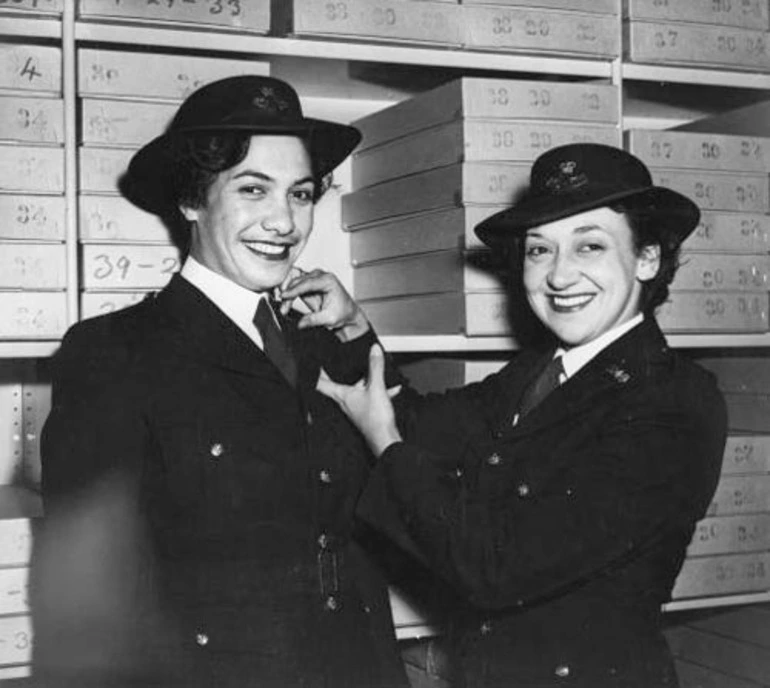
[251,86,290,114]
[545,159,588,194]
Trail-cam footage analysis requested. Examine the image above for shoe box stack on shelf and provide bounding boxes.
[0,39,66,342]
[628,128,770,335]
[624,0,770,72]
[343,76,622,336]
[76,48,270,319]
[273,0,620,58]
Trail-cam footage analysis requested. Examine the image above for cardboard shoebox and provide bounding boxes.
[0,195,65,242]
[625,0,769,31]
[0,44,61,95]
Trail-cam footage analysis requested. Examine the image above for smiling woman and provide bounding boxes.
[317,143,729,688]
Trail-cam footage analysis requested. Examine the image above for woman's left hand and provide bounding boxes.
[277,268,370,341]
[317,344,403,457]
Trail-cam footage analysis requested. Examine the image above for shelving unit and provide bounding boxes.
[3,3,770,683]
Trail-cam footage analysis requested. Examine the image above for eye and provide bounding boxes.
[290,187,314,204]
[239,184,267,198]
[578,241,605,254]
[524,242,551,260]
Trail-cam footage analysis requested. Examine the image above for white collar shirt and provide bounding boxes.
[181,256,270,350]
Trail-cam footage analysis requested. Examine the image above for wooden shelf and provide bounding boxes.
[664,591,770,613]
[0,15,61,40]
[623,62,770,90]
[0,341,60,359]
[74,21,613,78]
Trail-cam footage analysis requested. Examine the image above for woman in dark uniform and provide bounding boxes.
[318,143,728,688]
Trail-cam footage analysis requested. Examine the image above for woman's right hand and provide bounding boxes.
[317,344,403,457]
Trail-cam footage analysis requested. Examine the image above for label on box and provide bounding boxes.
[462,0,618,14]
[0,519,32,567]
[673,254,770,292]
[687,514,770,556]
[0,568,28,616]
[0,615,32,666]
[0,195,65,241]
[722,435,770,475]
[0,0,62,13]
[80,98,177,146]
[659,291,768,334]
[627,129,770,173]
[0,243,66,289]
[685,212,770,254]
[78,147,133,194]
[81,244,182,290]
[0,45,61,94]
[463,6,619,57]
[79,0,270,33]
[626,0,768,30]
[625,21,770,71]
[79,196,174,243]
[707,474,770,516]
[80,291,154,320]
[651,169,769,213]
[0,292,67,339]
[290,0,462,46]
[0,96,63,145]
[78,49,269,100]
[672,552,770,599]
[0,145,64,193]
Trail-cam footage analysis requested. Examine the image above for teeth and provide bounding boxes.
[247,241,287,255]
[552,294,593,308]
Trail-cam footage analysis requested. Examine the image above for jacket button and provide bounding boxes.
[319,469,332,484]
[486,453,502,466]
[480,621,492,635]
[324,595,340,611]
[209,443,224,458]
[517,483,530,497]
[318,533,329,549]
[195,632,209,646]
[555,664,570,678]
[306,412,313,425]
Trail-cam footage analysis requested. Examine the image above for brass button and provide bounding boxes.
[195,632,209,646]
[324,595,339,611]
[319,469,332,484]
[487,453,502,466]
[517,483,530,497]
[554,664,570,678]
[318,533,329,549]
[210,443,224,458]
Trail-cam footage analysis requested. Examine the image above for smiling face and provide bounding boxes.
[522,206,660,348]
[181,134,315,293]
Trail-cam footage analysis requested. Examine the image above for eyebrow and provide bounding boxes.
[527,223,604,238]
[232,170,315,186]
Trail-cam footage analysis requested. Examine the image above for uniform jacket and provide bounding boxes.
[360,318,727,688]
[32,274,408,688]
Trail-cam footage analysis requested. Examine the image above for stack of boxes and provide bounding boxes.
[76,49,270,319]
[624,0,770,72]
[343,76,621,336]
[627,128,770,334]
[0,41,67,340]
[275,0,620,58]
[78,0,271,34]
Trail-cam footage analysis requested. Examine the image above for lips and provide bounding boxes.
[243,240,292,261]
[550,293,595,312]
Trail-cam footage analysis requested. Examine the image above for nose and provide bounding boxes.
[262,197,295,236]
[547,250,579,290]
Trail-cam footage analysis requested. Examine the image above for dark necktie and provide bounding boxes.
[519,355,564,417]
[253,298,297,387]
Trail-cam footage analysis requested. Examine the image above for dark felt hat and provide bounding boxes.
[474,143,700,248]
[123,75,362,214]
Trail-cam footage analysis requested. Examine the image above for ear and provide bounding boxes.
[636,243,661,282]
[179,204,199,223]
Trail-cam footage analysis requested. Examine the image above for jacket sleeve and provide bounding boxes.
[32,322,175,687]
[366,371,727,611]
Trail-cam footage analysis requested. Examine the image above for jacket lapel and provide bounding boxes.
[512,319,670,437]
